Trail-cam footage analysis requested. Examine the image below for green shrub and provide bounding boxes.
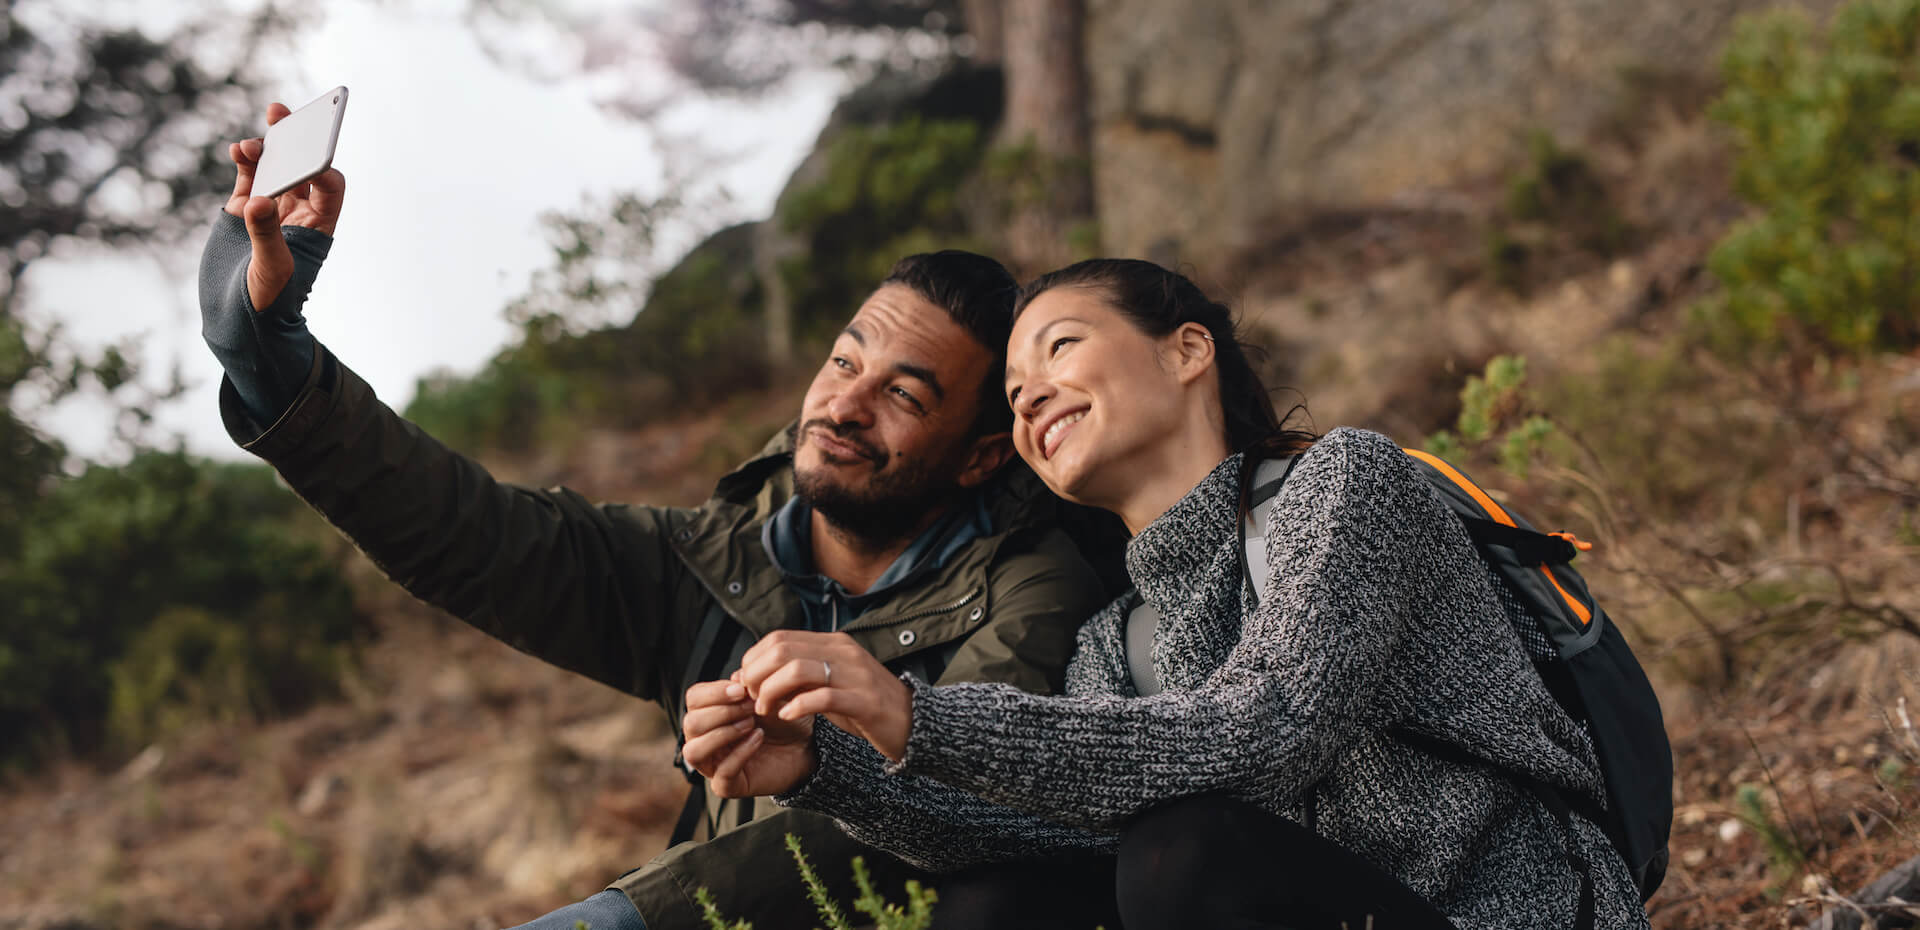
[406,222,769,455]
[0,451,361,765]
[1706,0,1920,356]
[778,117,991,341]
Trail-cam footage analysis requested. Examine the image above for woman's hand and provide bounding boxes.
[223,102,346,310]
[738,631,914,763]
[681,678,818,798]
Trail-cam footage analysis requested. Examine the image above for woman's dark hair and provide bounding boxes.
[1014,259,1318,503]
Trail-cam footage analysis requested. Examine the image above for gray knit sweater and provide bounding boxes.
[780,428,1650,930]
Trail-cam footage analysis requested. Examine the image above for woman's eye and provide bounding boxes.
[1008,386,1022,405]
[1049,336,1078,356]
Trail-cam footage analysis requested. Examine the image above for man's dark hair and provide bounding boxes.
[880,250,1018,436]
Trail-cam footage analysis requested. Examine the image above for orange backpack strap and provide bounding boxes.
[1403,448,1595,629]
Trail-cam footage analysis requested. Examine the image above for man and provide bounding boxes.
[198,106,1113,928]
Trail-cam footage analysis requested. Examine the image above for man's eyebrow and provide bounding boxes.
[841,325,866,345]
[894,362,945,401]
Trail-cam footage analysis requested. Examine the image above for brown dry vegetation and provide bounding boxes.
[5,97,1919,930]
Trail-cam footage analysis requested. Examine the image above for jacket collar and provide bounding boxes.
[679,423,1065,639]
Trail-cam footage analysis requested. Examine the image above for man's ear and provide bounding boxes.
[1171,322,1216,386]
[956,431,1015,489]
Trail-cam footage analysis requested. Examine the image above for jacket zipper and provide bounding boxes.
[840,586,982,633]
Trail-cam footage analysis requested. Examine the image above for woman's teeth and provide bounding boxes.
[1045,412,1085,454]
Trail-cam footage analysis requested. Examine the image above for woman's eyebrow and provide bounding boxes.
[1030,317,1086,347]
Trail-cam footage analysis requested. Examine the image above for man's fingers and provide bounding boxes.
[242,196,293,311]
[682,725,752,776]
[307,169,346,234]
[683,702,754,740]
[226,139,263,213]
[686,679,749,711]
[710,727,766,785]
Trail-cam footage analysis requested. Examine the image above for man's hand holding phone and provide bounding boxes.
[200,91,349,429]
[224,99,346,309]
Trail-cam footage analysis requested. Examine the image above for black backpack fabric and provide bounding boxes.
[1243,451,1673,902]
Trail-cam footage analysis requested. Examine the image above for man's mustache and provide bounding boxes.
[798,419,886,466]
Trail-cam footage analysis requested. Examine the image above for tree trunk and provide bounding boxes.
[959,0,1004,64]
[997,0,1092,276]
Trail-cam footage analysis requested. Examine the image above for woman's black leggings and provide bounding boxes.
[930,794,1458,930]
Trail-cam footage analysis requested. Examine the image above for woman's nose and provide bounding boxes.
[1014,383,1051,419]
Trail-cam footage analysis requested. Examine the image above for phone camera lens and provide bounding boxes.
[332,96,340,104]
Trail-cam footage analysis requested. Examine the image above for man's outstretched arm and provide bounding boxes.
[198,106,682,701]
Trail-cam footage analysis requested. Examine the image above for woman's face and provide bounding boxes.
[1003,287,1193,503]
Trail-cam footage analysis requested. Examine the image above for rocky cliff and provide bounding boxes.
[1084,0,1839,261]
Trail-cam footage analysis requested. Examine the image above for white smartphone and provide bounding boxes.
[253,86,349,198]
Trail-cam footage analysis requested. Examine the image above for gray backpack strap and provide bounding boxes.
[1125,595,1163,697]
[1240,456,1298,609]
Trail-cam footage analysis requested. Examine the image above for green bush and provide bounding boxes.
[1706,0,1920,356]
[778,117,991,341]
[407,222,769,455]
[0,451,361,765]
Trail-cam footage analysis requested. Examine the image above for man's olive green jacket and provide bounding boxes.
[220,347,1110,928]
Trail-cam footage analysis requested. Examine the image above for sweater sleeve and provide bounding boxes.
[884,429,1433,832]
[775,720,1116,872]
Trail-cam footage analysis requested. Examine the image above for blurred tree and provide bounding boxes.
[0,3,361,768]
[995,0,1090,273]
[0,2,292,491]
[463,0,1094,274]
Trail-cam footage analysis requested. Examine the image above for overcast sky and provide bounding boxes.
[28,0,839,462]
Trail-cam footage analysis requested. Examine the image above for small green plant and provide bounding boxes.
[1734,782,1809,893]
[1425,355,1558,478]
[786,832,854,930]
[699,834,939,930]
[1878,756,1908,792]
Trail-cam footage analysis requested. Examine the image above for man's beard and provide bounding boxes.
[789,420,961,551]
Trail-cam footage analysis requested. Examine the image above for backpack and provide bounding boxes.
[1240,451,1673,904]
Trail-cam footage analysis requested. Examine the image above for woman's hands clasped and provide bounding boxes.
[681,631,916,798]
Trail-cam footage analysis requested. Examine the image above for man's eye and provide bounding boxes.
[891,386,925,410]
[832,356,853,370]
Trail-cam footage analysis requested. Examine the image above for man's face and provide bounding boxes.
[791,284,997,544]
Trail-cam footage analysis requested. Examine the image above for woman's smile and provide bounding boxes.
[1040,409,1088,459]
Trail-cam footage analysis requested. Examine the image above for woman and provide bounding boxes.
[681,260,1649,930]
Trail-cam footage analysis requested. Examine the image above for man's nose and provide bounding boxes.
[825,378,879,427]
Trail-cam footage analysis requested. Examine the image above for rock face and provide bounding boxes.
[1083,0,1837,261]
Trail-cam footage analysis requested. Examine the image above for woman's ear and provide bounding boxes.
[1169,322,1216,386]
